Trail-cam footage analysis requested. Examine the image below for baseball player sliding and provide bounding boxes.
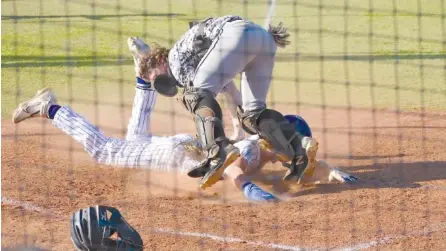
[138,15,319,189]
[11,37,357,203]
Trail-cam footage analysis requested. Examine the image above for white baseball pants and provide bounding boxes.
[52,88,201,173]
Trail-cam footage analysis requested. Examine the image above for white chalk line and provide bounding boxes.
[336,221,446,250]
[1,197,64,219]
[153,227,308,251]
[3,196,445,251]
[1,196,310,251]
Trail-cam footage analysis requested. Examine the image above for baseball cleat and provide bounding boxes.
[127,37,150,76]
[301,137,319,177]
[200,144,241,189]
[283,137,319,183]
[12,87,56,124]
[329,168,358,183]
[258,139,292,163]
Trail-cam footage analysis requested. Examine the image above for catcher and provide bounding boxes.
[12,37,357,203]
[138,15,318,189]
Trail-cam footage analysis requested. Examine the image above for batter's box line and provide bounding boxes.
[335,220,446,251]
[2,196,445,251]
[1,196,311,251]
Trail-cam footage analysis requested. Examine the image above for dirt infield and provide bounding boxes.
[2,103,446,250]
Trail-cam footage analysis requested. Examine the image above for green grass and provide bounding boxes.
[2,0,445,118]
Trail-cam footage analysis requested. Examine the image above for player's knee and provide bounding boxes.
[237,107,288,135]
[181,89,222,118]
[196,94,222,118]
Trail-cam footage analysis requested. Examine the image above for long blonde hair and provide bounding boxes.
[268,22,290,48]
[138,43,170,80]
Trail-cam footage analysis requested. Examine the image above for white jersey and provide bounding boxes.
[52,88,263,175]
[233,135,262,174]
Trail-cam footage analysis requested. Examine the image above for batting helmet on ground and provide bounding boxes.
[70,205,143,251]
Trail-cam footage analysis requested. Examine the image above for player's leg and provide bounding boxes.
[223,163,277,202]
[12,88,112,162]
[192,20,302,163]
[222,134,277,202]
[187,20,267,188]
[243,109,319,183]
[191,20,258,94]
[12,87,56,124]
[221,80,245,142]
[236,22,319,183]
[12,88,199,172]
[126,37,157,141]
[180,88,240,189]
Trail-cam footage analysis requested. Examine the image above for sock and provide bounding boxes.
[242,182,278,202]
[136,77,151,90]
[241,181,253,191]
[48,105,61,119]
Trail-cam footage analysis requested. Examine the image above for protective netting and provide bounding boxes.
[2,0,446,250]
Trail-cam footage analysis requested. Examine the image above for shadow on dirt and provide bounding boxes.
[256,161,446,197]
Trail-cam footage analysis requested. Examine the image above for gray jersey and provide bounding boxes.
[168,15,243,86]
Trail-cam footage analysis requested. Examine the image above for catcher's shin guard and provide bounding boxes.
[181,89,240,188]
[282,137,319,183]
[238,107,304,160]
[238,107,317,181]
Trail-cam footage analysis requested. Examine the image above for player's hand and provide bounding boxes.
[127,37,150,77]
[329,168,358,183]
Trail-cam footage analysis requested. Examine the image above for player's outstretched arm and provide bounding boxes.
[125,37,157,141]
[126,88,157,141]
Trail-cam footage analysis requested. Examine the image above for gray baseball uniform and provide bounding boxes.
[168,15,277,112]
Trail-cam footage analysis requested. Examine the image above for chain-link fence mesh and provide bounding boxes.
[2,0,446,250]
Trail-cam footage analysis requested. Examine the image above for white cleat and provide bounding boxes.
[12,87,56,124]
[329,168,358,183]
[127,37,150,76]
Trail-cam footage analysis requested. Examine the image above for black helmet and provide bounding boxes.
[70,205,143,251]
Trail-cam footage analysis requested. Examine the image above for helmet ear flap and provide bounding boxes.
[102,206,143,248]
[70,205,143,251]
[70,208,91,251]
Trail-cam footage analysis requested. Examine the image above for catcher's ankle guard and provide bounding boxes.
[282,155,310,182]
[187,158,210,178]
